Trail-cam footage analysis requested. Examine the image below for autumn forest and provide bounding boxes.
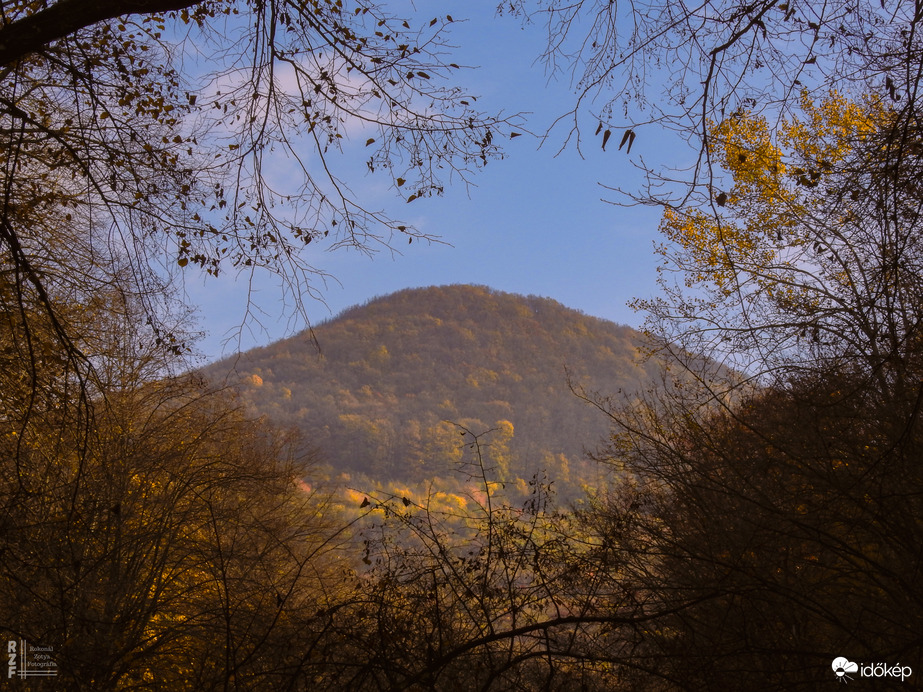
[2,0,923,689]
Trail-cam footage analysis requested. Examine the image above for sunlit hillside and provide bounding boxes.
[204,285,659,494]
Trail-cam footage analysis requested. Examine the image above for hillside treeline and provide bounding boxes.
[206,285,661,497]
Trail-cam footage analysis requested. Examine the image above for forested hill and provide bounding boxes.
[204,285,658,489]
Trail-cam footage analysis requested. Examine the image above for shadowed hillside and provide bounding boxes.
[204,285,658,492]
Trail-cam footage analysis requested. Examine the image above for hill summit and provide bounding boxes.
[205,285,657,490]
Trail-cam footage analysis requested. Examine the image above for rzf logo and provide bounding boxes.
[7,640,15,678]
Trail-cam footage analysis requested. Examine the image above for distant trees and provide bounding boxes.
[212,285,653,497]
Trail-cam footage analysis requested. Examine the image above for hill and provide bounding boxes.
[204,285,658,494]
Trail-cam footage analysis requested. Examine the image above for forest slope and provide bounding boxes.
[204,285,658,492]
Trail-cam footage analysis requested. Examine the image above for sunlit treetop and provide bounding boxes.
[639,91,923,389]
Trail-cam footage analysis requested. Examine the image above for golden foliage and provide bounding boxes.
[652,91,902,364]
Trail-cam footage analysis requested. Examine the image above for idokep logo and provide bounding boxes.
[832,657,859,682]
[832,657,912,684]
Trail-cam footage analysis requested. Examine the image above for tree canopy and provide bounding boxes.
[0,0,515,366]
[509,0,922,207]
[643,91,923,385]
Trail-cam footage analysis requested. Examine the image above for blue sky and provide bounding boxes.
[186,4,681,362]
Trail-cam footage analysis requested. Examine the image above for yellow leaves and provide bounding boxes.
[368,344,390,366]
[659,207,770,292]
[709,91,886,220]
[781,90,885,167]
[659,91,894,307]
[711,112,804,248]
[714,113,786,195]
[495,419,514,438]
[430,490,467,514]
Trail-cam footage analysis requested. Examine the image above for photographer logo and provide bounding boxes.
[7,639,57,679]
